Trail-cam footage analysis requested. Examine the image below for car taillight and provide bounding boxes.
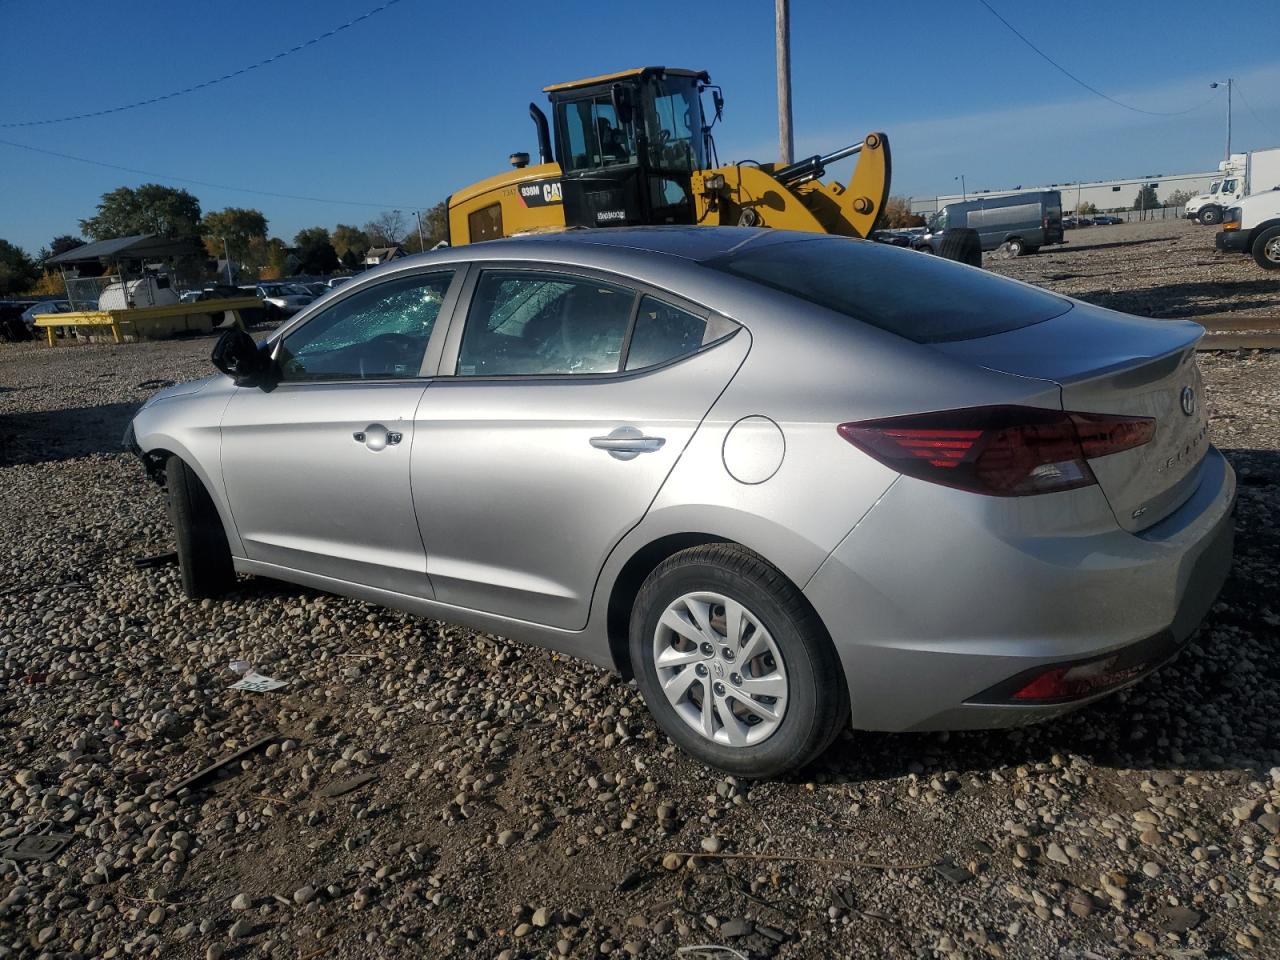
[837,406,1155,497]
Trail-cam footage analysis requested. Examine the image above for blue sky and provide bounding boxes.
[3,0,1279,254]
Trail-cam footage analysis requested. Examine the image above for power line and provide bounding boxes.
[974,0,1221,117]
[1233,82,1280,144]
[1,0,403,128]
[0,135,412,209]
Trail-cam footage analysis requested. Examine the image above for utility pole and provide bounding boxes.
[955,174,967,201]
[414,210,426,251]
[222,237,233,285]
[775,0,794,165]
[1210,79,1233,161]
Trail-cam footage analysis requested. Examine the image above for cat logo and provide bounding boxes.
[518,180,562,208]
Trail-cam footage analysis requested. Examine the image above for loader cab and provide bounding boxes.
[546,67,712,230]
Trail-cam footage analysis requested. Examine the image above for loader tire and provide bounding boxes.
[936,228,982,267]
[167,456,237,599]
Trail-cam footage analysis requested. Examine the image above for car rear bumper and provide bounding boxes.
[1215,229,1250,253]
[804,446,1236,732]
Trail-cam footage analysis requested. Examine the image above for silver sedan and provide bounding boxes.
[126,228,1235,778]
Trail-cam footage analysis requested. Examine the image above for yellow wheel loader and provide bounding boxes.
[446,66,890,245]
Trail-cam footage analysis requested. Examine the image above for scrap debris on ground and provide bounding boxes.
[0,217,1277,958]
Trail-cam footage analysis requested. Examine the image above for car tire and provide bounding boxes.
[1199,206,1222,226]
[166,456,237,599]
[936,227,982,267]
[629,543,849,779]
[1253,227,1280,270]
[1004,237,1025,257]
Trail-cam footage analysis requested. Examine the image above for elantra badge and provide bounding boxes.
[1180,386,1196,417]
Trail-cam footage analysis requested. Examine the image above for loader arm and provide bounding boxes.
[693,132,891,238]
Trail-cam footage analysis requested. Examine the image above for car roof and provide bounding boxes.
[456,226,818,263]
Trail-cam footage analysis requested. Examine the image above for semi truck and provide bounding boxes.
[1186,147,1280,224]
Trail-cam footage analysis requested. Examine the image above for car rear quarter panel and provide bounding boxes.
[587,282,1066,639]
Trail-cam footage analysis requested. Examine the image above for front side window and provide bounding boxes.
[277,271,453,381]
[1221,178,1238,193]
[457,271,634,376]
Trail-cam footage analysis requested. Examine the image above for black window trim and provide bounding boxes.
[266,264,468,387]
[436,260,740,384]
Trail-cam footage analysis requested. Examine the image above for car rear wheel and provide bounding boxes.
[629,544,848,779]
[166,456,237,599]
[1252,227,1280,270]
[1004,237,1025,257]
[1199,206,1222,226]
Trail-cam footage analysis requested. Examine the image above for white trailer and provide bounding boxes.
[1187,147,1280,224]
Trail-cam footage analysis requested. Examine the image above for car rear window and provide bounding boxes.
[706,236,1071,343]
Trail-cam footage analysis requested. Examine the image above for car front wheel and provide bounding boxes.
[1199,206,1222,225]
[166,456,237,599]
[1252,226,1280,270]
[629,544,848,779]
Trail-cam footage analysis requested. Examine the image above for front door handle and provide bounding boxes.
[590,426,665,461]
[353,424,402,451]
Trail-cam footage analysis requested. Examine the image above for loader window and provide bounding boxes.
[561,96,635,172]
[644,78,705,172]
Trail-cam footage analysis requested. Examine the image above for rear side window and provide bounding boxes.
[624,296,711,371]
[458,271,633,376]
[708,237,1071,343]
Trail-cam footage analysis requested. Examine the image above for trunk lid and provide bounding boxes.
[932,304,1208,532]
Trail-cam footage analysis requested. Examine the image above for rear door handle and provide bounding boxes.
[590,426,665,461]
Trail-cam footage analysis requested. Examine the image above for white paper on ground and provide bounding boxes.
[229,671,288,692]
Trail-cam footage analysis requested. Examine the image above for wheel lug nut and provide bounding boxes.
[720,647,735,662]
[712,681,726,696]
[729,673,742,686]
[695,663,708,677]
[700,642,714,656]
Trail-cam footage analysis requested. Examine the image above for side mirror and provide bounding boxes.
[610,83,633,126]
[712,89,724,121]
[212,329,274,388]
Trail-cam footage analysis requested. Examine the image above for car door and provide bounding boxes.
[413,266,747,630]
[219,267,462,597]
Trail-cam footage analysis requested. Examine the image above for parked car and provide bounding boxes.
[127,228,1235,778]
[21,299,73,330]
[302,282,330,298]
[919,191,1065,256]
[327,275,355,289]
[1092,214,1122,225]
[253,283,314,317]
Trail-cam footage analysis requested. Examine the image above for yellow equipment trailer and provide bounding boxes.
[447,66,890,245]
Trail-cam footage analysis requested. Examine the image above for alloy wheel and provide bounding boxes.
[651,591,789,747]
[1266,237,1280,264]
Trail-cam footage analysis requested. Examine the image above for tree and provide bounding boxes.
[296,235,340,275]
[0,240,39,296]
[401,203,450,253]
[364,210,407,246]
[1165,189,1194,208]
[80,184,202,240]
[293,226,331,249]
[1076,201,1098,215]
[874,195,923,230]
[1132,185,1159,211]
[49,235,85,259]
[332,224,370,258]
[341,248,363,270]
[28,271,66,296]
[201,208,268,267]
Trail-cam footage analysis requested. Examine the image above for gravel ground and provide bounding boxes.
[1,226,1278,959]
